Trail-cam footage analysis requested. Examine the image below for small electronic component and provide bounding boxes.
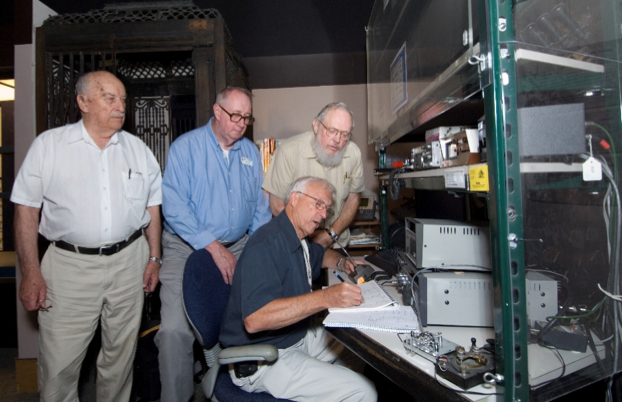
[349,264,376,284]
[402,331,459,362]
[332,234,376,284]
[411,141,443,170]
[438,129,481,168]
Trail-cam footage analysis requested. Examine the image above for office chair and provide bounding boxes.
[182,248,291,402]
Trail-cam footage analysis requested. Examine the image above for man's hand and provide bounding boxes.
[310,229,334,248]
[339,258,365,276]
[143,260,160,293]
[19,269,48,311]
[322,282,364,309]
[205,240,237,284]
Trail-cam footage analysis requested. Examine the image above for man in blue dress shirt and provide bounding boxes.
[156,87,271,401]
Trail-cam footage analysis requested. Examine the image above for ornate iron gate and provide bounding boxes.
[37,2,249,170]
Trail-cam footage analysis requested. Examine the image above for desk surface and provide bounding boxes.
[326,271,500,401]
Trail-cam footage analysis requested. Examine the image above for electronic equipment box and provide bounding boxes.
[425,126,470,142]
[355,195,377,221]
[405,218,492,270]
[418,271,493,327]
[411,141,443,170]
[439,129,481,168]
[517,103,586,157]
[525,271,558,327]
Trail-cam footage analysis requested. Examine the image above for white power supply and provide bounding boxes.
[418,271,493,327]
[525,271,558,328]
[405,218,491,270]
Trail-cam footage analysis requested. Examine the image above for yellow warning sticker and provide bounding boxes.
[469,165,489,192]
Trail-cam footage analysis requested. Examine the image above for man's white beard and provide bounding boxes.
[312,136,346,167]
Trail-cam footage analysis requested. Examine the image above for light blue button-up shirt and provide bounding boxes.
[162,118,270,250]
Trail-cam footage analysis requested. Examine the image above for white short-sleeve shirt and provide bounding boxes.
[11,121,162,247]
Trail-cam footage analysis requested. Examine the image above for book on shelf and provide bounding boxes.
[256,138,278,175]
[349,228,380,246]
[323,305,420,333]
[328,280,398,313]
[349,236,381,246]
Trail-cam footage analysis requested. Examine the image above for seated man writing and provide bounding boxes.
[220,176,377,401]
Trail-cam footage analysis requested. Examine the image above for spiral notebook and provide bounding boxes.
[323,306,420,333]
[328,280,399,313]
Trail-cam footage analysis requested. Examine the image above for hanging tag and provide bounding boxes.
[582,157,602,181]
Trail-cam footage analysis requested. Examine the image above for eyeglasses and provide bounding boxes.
[318,120,350,141]
[296,191,332,211]
[218,105,255,125]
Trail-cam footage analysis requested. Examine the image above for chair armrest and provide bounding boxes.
[218,344,279,365]
[204,344,279,399]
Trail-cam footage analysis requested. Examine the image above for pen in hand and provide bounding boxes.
[333,270,345,282]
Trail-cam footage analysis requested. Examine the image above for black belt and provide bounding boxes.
[221,235,243,248]
[54,229,143,256]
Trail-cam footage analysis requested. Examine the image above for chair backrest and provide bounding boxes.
[182,249,232,349]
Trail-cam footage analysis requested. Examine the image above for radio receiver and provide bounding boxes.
[405,218,491,270]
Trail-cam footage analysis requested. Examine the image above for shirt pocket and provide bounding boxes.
[242,172,259,202]
[342,177,353,195]
[337,174,352,205]
[122,170,147,201]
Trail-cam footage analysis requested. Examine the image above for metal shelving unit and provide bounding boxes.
[368,0,622,400]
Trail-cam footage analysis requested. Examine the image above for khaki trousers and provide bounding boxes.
[230,324,377,402]
[38,237,148,402]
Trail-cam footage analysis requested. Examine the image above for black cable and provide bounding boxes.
[536,281,572,344]
[584,323,607,376]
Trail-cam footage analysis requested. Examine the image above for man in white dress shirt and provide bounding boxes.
[11,71,162,402]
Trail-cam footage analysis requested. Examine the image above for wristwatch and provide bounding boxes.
[325,228,339,242]
[149,256,163,265]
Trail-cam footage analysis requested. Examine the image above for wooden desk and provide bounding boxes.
[325,273,499,401]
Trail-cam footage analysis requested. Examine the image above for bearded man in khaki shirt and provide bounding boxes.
[262,102,364,247]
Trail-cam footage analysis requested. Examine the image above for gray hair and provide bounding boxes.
[75,71,121,96]
[285,176,336,205]
[216,86,253,105]
[314,102,355,130]
[75,72,96,95]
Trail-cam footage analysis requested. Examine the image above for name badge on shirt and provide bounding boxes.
[241,157,253,167]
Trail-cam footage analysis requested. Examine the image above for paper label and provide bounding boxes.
[582,157,602,181]
[241,156,253,167]
[444,168,466,189]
